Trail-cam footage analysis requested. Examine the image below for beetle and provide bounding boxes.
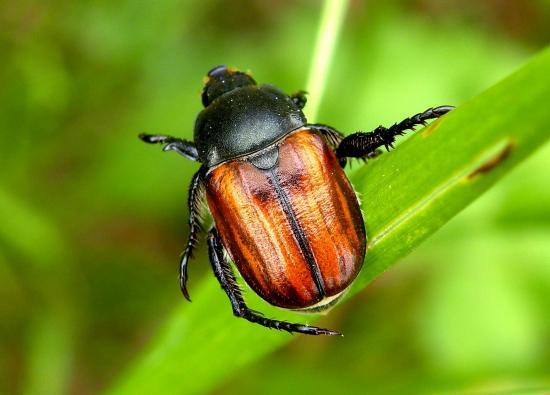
[139,65,452,336]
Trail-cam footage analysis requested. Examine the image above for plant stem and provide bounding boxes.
[304,0,350,122]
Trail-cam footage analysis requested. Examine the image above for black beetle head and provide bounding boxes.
[201,65,256,107]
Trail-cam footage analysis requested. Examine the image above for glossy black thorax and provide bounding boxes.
[194,84,306,167]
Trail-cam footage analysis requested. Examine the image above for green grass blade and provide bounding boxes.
[107,47,550,395]
[350,47,550,293]
[304,0,350,121]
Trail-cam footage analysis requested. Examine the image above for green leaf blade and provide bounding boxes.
[352,47,550,291]
[107,47,550,395]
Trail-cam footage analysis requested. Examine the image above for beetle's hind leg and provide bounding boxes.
[139,133,200,161]
[335,105,454,166]
[207,228,341,336]
[179,166,207,301]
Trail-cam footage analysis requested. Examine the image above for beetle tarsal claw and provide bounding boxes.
[179,283,191,302]
[326,329,343,337]
[295,325,341,336]
[179,271,192,302]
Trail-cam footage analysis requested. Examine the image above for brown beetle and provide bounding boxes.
[140,66,452,335]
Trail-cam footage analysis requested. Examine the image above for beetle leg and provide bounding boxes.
[179,166,207,301]
[139,133,200,161]
[290,90,307,109]
[335,105,454,167]
[207,228,341,336]
[308,124,345,151]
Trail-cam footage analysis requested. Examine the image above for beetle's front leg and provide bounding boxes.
[207,228,341,336]
[290,90,307,109]
[139,133,200,161]
[335,105,454,166]
[178,167,207,301]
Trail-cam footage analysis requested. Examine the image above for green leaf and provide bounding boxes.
[107,46,550,395]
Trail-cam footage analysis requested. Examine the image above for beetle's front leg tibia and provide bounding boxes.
[207,228,341,336]
[139,133,200,161]
[335,105,454,166]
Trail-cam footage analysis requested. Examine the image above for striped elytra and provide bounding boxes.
[204,129,366,310]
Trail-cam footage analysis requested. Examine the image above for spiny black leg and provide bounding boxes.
[309,124,382,168]
[291,91,308,109]
[344,149,384,169]
[179,166,207,301]
[308,124,345,150]
[336,105,454,166]
[139,133,199,161]
[207,228,341,336]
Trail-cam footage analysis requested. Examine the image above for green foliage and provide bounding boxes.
[350,47,550,294]
[109,48,550,395]
[1,1,549,394]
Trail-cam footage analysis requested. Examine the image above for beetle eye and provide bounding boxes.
[207,65,228,77]
[201,88,211,107]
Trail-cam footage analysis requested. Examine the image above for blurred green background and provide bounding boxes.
[1,1,549,394]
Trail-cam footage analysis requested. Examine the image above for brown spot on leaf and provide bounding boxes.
[467,143,514,180]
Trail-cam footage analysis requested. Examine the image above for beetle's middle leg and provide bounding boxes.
[179,166,207,301]
[207,228,341,336]
[335,105,454,166]
[308,124,344,149]
[309,124,381,167]
[139,133,199,161]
